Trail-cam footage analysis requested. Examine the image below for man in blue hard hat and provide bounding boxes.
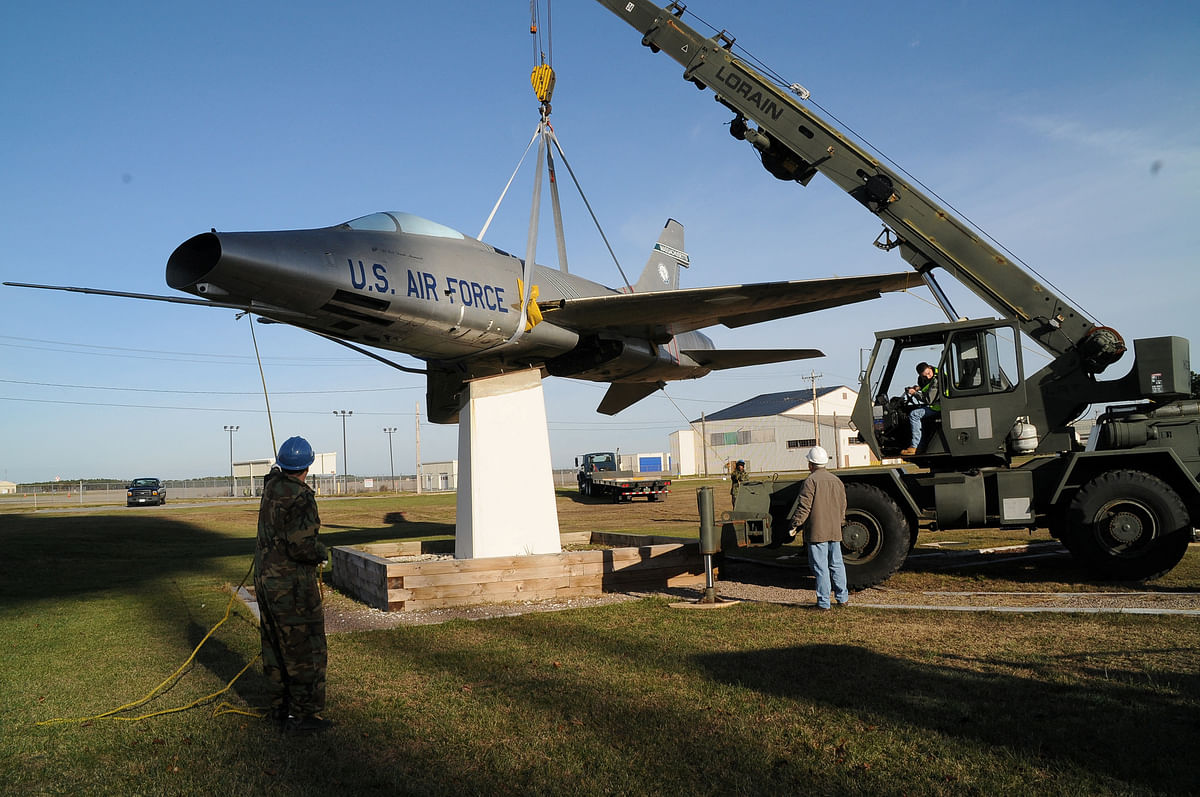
[253,435,332,733]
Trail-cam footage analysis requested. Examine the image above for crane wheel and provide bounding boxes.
[840,483,911,590]
[1064,469,1191,581]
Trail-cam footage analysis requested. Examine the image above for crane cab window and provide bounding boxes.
[948,325,1019,396]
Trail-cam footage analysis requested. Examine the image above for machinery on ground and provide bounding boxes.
[577,452,672,502]
[599,0,1198,586]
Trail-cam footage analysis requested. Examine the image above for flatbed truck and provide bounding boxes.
[577,452,672,502]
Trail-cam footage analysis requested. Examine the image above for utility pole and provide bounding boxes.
[414,401,422,495]
[223,425,239,497]
[383,427,397,492]
[833,412,841,468]
[333,410,352,494]
[809,370,824,448]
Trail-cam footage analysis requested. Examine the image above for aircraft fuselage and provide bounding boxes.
[165,212,715,394]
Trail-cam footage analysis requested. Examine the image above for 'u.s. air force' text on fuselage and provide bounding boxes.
[347,260,509,314]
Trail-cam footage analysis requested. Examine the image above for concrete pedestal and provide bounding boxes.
[455,369,561,559]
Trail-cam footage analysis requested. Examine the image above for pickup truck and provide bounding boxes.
[576,452,671,503]
[127,477,167,506]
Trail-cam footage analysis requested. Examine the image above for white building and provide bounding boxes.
[670,386,874,475]
[419,460,458,492]
[0,480,16,494]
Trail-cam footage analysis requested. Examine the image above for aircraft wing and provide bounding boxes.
[538,272,918,342]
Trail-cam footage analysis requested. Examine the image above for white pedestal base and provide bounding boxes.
[455,369,561,559]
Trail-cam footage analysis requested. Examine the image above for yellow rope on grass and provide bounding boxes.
[37,564,261,727]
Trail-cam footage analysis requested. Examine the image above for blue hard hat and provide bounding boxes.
[277,436,315,470]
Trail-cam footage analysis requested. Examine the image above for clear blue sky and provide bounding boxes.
[2,1,1197,483]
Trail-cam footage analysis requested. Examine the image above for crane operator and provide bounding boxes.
[902,362,940,455]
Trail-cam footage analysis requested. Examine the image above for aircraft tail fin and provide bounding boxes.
[597,381,666,416]
[632,219,688,293]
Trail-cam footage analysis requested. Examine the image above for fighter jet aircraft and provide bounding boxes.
[6,212,916,422]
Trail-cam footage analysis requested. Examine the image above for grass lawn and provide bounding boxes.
[2,493,1198,795]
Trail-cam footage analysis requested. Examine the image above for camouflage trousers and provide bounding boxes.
[254,570,327,717]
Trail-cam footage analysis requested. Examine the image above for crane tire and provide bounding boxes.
[841,482,910,590]
[1064,469,1191,581]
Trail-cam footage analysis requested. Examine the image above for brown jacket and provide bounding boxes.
[789,467,847,544]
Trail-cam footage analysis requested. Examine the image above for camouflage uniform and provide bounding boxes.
[253,470,328,719]
[730,465,747,504]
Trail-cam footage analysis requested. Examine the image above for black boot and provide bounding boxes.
[268,705,290,730]
[286,714,334,734]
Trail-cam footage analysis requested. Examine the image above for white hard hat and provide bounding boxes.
[806,446,830,466]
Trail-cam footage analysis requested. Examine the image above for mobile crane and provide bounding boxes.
[597,0,1198,587]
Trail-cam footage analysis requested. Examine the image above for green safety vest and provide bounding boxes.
[919,368,943,412]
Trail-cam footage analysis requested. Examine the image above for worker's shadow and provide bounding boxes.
[185,616,274,713]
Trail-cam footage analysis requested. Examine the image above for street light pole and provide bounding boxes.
[223,425,239,497]
[333,410,352,494]
[382,427,397,492]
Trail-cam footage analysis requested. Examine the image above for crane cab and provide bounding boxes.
[852,317,1030,468]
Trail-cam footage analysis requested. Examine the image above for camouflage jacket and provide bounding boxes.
[254,471,326,578]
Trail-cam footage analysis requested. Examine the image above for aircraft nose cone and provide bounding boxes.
[166,232,221,289]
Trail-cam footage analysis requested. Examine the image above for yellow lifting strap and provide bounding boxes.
[516,278,544,332]
[531,63,555,105]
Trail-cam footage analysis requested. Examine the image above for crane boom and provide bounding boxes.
[596,0,1126,372]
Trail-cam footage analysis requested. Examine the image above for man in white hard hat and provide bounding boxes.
[788,445,849,609]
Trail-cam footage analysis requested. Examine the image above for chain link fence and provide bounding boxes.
[0,470,583,508]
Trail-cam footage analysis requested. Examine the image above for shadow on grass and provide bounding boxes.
[693,642,1200,793]
[319,522,453,545]
[318,608,1197,794]
[724,544,1198,593]
[900,547,1200,592]
[0,511,448,606]
[0,513,253,604]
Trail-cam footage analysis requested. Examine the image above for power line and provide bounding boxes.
[0,396,418,415]
[0,378,419,396]
[0,334,362,365]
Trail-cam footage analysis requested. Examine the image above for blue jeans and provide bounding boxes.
[909,406,938,448]
[807,541,849,608]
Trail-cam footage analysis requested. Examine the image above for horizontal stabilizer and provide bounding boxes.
[680,348,823,370]
[597,381,665,416]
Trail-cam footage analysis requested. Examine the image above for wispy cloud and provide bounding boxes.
[1014,113,1200,177]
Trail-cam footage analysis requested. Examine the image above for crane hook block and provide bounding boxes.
[531,64,556,105]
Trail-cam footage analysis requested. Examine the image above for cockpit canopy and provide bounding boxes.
[341,212,466,240]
